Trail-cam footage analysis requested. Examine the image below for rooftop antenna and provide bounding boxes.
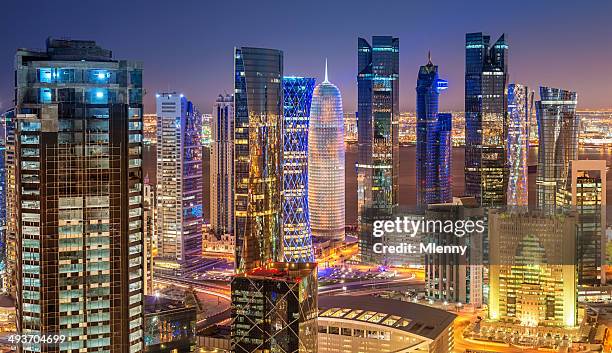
[324,58,329,83]
[427,50,432,65]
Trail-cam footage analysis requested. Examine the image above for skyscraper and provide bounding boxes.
[489,210,578,327]
[416,53,451,207]
[155,92,203,272]
[357,36,399,219]
[506,83,531,208]
[234,47,283,271]
[14,38,144,352]
[0,110,6,288]
[561,160,606,286]
[2,109,16,293]
[282,77,315,262]
[210,94,234,237]
[535,87,579,211]
[231,262,318,353]
[464,32,508,207]
[308,63,345,241]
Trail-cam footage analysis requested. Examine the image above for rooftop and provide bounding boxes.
[318,295,456,340]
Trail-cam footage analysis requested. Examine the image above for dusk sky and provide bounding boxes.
[2,0,612,113]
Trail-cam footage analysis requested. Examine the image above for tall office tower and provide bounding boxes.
[464,32,508,206]
[425,197,484,308]
[2,109,16,293]
[282,77,315,262]
[560,160,606,286]
[506,84,531,208]
[308,64,345,241]
[231,262,318,353]
[234,47,283,271]
[14,38,144,352]
[210,94,234,237]
[0,111,6,288]
[535,87,578,211]
[416,53,451,207]
[155,92,203,271]
[143,179,156,295]
[489,210,578,327]
[357,36,399,219]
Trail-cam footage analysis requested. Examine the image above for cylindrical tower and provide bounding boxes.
[308,63,345,241]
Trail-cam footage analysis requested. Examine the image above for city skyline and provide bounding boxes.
[2,1,612,115]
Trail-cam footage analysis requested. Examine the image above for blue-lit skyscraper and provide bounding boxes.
[357,36,399,220]
[465,32,508,207]
[416,53,451,207]
[282,77,315,263]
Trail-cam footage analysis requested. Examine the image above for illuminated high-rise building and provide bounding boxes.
[489,210,577,327]
[308,63,345,241]
[282,77,315,262]
[464,32,508,207]
[2,109,16,293]
[0,110,6,288]
[234,47,283,271]
[155,92,203,272]
[506,83,531,208]
[210,94,234,236]
[357,36,399,219]
[231,262,318,353]
[535,87,578,211]
[560,160,606,286]
[14,38,145,352]
[416,53,451,207]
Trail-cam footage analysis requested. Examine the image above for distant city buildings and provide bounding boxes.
[416,53,451,207]
[155,92,203,271]
[357,36,400,220]
[344,112,358,143]
[308,63,345,241]
[506,83,531,208]
[489,210,578,327]
[210,94,234,237]
[14,38,145,351]
[201,113,212,147]
[233,47,284,271]
[143,113,157,144]
[282,77,315,262]
[535,87,579,211]
[231,262,318,353]
[464,32,508,207]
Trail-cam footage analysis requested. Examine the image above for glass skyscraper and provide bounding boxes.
[210,94,234,237]
[357,36,399,219]
[282,77,315,262]
[155,92,203,272]
[308,65,345,241]
[506,84,531,208]
[14,38,144,352]
[535,87,579,211]
[464,32,508,207]
[234,47,283,271]
[416,54,451,207]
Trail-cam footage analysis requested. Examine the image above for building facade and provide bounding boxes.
[14,38,145,352]
[464,32,508,207]
[506,84,531,208]
[282,77,315,262]
[155,93,203,272]
[425,197,484,308]
[357,36,400,219]
[561,160,606,286]
[210,94,234,237]
[416,54,451,207]
[318,296,456,353]
[231,262,318,353]
[2,109,16,293]
[535,87,579,211]
[233,47,283,271]
[489,210,578,327]
[308,65,345,241]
